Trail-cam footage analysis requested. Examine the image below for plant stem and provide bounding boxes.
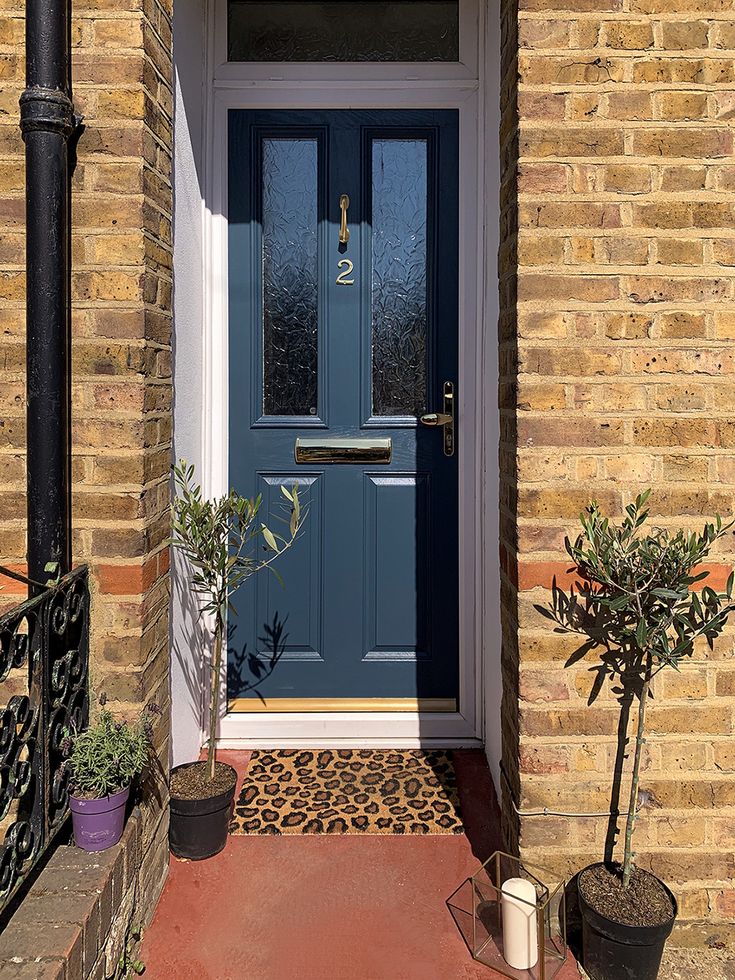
[622,659,650,888]
[207,611,223,781]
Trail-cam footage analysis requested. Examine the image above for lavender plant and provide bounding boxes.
[63,702,159,799]
[543,491,735,888]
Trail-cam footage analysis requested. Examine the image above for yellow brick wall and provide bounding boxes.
[0,0,172,749]
[501,0,735,937]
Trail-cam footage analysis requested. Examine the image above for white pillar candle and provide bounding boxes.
[501,877,539,971]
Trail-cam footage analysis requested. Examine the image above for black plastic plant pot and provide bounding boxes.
[169,762,237,860]
[578,864,677,980]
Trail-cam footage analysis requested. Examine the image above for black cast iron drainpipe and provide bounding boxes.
[19,0,82,595]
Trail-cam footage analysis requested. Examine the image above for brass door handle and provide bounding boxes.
[419,382,455,457]
[339,194,350,245]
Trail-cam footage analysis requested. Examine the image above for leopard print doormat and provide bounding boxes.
[230,749,464,835]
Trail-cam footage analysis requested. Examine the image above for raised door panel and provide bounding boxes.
[363,474,430,664]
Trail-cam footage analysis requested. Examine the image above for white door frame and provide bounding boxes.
[200,0,497,748]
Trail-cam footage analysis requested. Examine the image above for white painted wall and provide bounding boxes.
[171,0,206,766]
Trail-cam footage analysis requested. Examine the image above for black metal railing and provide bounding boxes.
[0,566,89,914]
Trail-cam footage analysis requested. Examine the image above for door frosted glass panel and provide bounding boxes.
[371,138,428,418]
[228,1,459,63]
[261,137,318,417]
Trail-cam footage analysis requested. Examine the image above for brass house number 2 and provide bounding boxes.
[336,258,354,286]
[336,195,354,284]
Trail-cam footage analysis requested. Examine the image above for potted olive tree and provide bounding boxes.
[543,492,734,980]
[63,698,157,852]
[169,460,303,859]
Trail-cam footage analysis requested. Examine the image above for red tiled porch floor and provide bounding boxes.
[142,750,580,980]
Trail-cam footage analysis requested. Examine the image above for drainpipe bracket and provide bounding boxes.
[19,86,75,139]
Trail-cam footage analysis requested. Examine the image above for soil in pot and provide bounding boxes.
[170,760,237,800]
[579,865,675,928]
[169,761,238,861]
[578,864,677,980]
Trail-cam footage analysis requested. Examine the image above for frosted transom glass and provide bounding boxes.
[228,1,459,63]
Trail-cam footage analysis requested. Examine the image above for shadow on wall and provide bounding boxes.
[170,549,206,766]
[169,0,206,768]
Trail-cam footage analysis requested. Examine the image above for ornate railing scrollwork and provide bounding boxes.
[0,566,89,913]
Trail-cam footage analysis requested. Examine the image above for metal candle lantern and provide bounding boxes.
[469,851,567,979]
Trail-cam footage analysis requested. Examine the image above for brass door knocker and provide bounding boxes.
[339,194,350,245]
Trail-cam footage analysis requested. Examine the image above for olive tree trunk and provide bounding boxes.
[207,611,224,781]
[622,667,651,888]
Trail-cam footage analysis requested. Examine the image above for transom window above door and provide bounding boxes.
[227,0,460,62]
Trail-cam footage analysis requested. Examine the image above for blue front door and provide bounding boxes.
[227,109,459,709]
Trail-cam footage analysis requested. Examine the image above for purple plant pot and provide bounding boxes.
[70,785,130,852]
